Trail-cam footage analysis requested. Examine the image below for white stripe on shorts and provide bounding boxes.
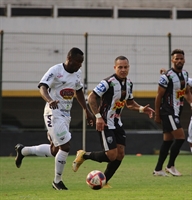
[168,115,177,130]
[101,130,109,151]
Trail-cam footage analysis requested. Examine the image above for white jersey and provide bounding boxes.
[188,117,192,144]
[187,78,192,145]
[39,63,83,117]
[188,78,192,87]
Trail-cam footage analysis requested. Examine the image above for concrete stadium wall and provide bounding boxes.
[1,129,190,156]
[1,0,192,8]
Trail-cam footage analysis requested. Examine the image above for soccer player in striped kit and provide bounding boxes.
[72,55,154,187]
[153,49,192,177]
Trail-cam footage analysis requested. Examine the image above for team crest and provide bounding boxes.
[107,136,113,144]
[174,117,180,124]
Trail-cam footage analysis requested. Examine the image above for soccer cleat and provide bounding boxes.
[52,181,68,190]
[153,170,169,177]
[165,166,182,176]
[15,143,25,168]
[103,183,112,188]
[72,150,86,172]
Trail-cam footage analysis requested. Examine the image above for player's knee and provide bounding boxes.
[116,152,125,160]
[60,142,70,153]
[51,145,59,157]
[106,150,118,161]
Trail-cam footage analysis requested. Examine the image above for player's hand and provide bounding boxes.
[48,100,59,109]
[154,114,161,124]
[96,117,107,132]
[85,109,94,126]
[143,104,155,118]
[160,68,166,75]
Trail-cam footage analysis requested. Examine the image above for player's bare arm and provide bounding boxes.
[75,89,94,126]
[39,85,59,109]
[154,86,166,123]
[126,99,154,118]
[88,92,107,131]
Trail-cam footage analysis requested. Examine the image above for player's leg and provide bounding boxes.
[187,117,192,153]
[165,127,185,176]
[15,133,54,168]
[104,144,124,183]
[103,127,126,183]
[51,115,71,190]
[154,133,173,173]
[52,142,69,190]
[72,128,117,172]
[153,115,184,176]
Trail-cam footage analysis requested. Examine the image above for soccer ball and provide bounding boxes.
[86,170,106,190]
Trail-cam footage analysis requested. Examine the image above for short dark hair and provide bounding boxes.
[114,56,128,64]
[67,47,84,58]
[171,49,184,56]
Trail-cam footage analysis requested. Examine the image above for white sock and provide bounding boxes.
[54,149,68,183]
[21,144,53,157]
[190,147,192,153]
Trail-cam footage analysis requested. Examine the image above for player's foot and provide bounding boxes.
[15,143,24,168]
[52,181,68,190]
[103,183,112,188]
[153,170,169,177]
[165,166,182,176]
[72,150,86,172]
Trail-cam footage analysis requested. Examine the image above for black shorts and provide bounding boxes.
[160,114,182,133]
[99,125,126,151]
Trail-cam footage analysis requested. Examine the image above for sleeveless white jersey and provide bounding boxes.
[39,63,83,116]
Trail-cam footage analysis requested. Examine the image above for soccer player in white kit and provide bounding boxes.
[15,47,94,190]
[187,78,192,153]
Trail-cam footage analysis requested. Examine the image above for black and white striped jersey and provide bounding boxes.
[93,74,133,129]
[159,68,188,116]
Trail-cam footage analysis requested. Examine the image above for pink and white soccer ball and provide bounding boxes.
[86,170,106,190]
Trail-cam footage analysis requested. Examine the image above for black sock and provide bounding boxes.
[83,151,110,163]
[167,139,185,168]
[104,160,122,183]
[155,140,173,171]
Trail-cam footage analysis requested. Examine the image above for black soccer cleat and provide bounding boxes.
[52,181,68,190]
[15,143,24,168]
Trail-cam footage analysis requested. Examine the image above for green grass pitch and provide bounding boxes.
[0,155,192,200]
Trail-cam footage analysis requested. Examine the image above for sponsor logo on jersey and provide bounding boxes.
[113,100,126,110]
[176,88,185,99]
[57,73,63,78]
[176,101,184,106]
[57,131,67,137]
[110,113,120,118]
[110,82,115,87]
[46,73,53,81]
[96,82,106,93]
[159,77,167,85]
[108,77,115,82]
[60,88,74,100]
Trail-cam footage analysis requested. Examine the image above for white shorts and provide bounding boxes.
[187,117,192,144]
[44,114,71,147]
